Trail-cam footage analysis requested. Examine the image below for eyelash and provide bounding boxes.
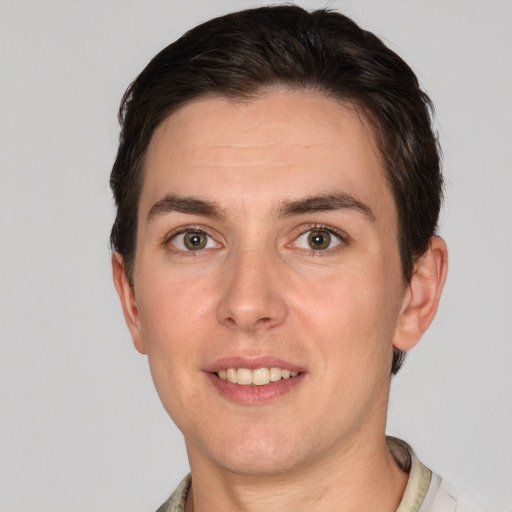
[164,225,220,256]
[163,223,349,256]
[291,223,349,255]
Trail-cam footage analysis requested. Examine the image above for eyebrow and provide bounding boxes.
[147,195,224,221]
[278,193,376,221]
[147,192,375,223]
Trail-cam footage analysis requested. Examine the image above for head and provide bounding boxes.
[110,6,448,477]
[110,6,442,375]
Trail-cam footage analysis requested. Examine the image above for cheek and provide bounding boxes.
[135,271,214,377]
[137,265,215,334]
[296,266,402,364]
[134,274,212,428]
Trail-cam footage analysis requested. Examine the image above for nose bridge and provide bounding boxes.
[217,240,287,331]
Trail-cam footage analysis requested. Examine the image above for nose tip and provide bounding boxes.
[223,310,277,331]
[216,253,287,332]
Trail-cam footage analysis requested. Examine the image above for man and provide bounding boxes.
[110,6,480,512]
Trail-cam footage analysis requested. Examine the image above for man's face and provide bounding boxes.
[121,91,410,475]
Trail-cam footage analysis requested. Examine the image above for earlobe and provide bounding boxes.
[112,253,147,354]
[393,236,448,351]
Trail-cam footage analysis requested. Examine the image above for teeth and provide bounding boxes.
[270,367,282,382]
[216,367,301,386]
[253,367,270,385]
[236,368,252,385]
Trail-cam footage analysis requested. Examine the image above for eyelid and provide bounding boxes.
[164,224,223,252]
[288,223,350,251]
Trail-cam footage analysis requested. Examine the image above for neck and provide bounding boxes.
[186,433,408,512]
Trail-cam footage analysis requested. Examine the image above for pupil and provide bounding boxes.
[308,230,330,250]
[185,232,206,250]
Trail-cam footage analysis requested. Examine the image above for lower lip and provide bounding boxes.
[205,372,305,404]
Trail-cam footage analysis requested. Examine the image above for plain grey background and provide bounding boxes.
[1,1,511,511]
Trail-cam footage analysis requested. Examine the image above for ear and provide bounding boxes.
[112,253,147,354]
[393,236,448,351]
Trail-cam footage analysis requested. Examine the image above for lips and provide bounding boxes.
[205,358,305,403]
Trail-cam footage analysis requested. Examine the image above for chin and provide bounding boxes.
[215,448,301,477]
[188,426,309,477]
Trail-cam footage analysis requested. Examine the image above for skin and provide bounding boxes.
[113,91,448,511]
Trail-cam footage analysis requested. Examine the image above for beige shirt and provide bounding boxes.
[156,438,483,512]
[388,438,483,512]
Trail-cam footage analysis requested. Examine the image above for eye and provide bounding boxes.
[294,228,342,251]
[169,230,219,251]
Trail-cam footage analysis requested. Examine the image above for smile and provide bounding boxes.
[217,367,300,386]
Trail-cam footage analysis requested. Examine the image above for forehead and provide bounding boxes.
[141,91,393,219]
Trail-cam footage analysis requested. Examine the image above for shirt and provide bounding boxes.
[156,437,483,512]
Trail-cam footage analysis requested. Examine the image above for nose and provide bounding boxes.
[216,247,288,332]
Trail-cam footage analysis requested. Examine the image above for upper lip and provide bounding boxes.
[204,356,304,373]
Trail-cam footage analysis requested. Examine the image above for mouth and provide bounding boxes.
[205,359,305,404]
[216,367,301,386]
